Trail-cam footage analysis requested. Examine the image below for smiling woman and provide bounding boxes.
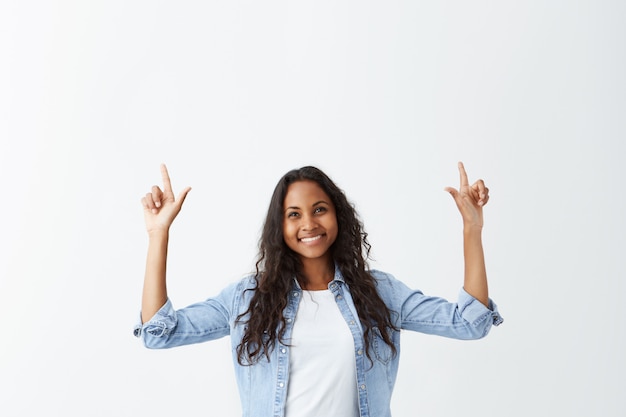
[134,163,503,417]
[282,180,339,289]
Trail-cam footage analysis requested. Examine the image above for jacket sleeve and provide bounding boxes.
[133,280,244,349]
[375,271,503,340]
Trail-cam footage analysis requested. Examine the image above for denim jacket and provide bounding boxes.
[134,269,503,417]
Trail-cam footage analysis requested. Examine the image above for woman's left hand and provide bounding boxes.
[444,162,489,229]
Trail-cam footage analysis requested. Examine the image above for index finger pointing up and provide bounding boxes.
[160,163,173,193]
[458,161,469,187]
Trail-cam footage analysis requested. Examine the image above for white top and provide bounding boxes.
[285,289,359,417]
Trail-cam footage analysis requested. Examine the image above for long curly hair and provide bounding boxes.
[236,166,398,365]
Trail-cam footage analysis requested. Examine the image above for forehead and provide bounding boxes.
[283,180,332,206]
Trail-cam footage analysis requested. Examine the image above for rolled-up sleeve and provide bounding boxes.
[133,298,179,340]
[133,281,240,349]
[454,287,504,336]
[374,271,503,340]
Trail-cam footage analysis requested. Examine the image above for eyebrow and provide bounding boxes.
[284,200,329,212]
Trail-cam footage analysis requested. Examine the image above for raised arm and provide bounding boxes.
[140,164,191,323]
[444,162,490,307]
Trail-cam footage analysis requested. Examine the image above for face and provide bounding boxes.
[282,180,338,264]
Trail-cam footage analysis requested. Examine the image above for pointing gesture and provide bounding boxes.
[444,162,489,229]
[141,164,192,234]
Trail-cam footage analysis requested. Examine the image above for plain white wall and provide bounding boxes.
[1,1,624,416]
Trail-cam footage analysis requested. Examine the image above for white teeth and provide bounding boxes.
[300,235,322,243]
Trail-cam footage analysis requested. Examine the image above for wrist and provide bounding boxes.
[147,229,170,239]
[463,223,483,236]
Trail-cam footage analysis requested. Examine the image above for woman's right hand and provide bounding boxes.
[141,164,191,234]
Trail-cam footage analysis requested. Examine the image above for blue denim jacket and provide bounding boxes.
[134,269,503,417]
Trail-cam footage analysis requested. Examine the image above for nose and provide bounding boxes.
[300,213,318,231]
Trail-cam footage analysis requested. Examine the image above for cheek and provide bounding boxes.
[328,216,339,236]
[325,222,339,243]
[282,222,294,240]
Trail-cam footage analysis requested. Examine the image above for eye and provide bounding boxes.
[287,211,300,218]
[314,206,327,214]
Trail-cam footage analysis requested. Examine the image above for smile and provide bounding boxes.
[299,235,323,243]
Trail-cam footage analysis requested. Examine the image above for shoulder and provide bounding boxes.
[367,269,415,297]
[238,274,258,289]
[367,269,400,293]
[234,274,258,294]
[368,269,396,284]
[215,274,258,301]
[212,274,258,315]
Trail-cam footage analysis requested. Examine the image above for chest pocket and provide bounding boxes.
[370,326,394,365]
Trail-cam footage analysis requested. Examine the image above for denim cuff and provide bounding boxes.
[133,298,176,338]
[458,288,504,327]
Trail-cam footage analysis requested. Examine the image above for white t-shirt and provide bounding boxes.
[285,289,359,417]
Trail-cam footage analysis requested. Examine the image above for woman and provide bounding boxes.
[134,162,503,417]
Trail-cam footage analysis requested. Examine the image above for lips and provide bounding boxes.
[299,234,323,243]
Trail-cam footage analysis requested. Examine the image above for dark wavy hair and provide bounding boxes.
[236,166,398,365]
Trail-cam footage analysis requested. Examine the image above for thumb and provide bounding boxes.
[176,186,192,207]
[444,186,459,199]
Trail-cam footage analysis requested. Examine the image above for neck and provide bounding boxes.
[299,256,334,291]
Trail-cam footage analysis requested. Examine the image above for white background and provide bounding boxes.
[1,1,624,416]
